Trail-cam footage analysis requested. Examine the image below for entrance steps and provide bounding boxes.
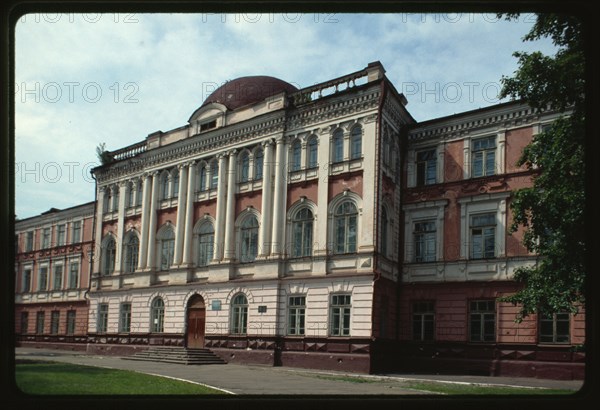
[122,346,227,365]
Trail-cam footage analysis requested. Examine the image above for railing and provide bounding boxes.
[110,140,147,161]
[289,67,371,106]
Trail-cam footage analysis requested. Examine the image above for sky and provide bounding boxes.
[14,12,558,219]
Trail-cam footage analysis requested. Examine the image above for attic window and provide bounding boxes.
[200,120,217,132]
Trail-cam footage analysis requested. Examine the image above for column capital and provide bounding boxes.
[119,180,128,188]
[274,135,286,144]
[186,160,197,168]
[217,152,228,160]
[228,148,238,157]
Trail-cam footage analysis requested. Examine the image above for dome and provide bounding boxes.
[201,76,298,110]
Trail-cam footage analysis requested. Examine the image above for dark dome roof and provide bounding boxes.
[201,76,298,110]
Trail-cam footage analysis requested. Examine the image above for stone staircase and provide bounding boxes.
[123,346,227,365]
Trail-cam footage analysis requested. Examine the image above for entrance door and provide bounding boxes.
[186,295,206,349]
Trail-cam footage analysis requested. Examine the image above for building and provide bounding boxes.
[15,202,95,350]
[14,62,585,379]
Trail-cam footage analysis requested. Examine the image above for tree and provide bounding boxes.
[95,142,113,165]
[498,14,585,321]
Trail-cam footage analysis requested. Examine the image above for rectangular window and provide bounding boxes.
[66,311,76,335]
[20,312,29,334]
[540,312,570,343]
[42,228,51,249]
[470,300,496,342]
[53,265,63,290]
[68,262,79,289]
[330,294,351,336]
[416,149,437,186]
[38,266,48,291]
[413,301,435,341]
[50,311,60,335]
[119,303,132,333]
[36,311,45,334]
[160,239,175,270]
[97,304,109,334]
[22,269,32,292]
[288,296,306,336]
[472,136,496,177]
[470,213,496,259]
[57,224,66,246]
[414,221,436,262]
[72,221,82,243]
[26,231,34,251]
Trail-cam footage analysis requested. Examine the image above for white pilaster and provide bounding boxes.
[115,181,128,273]
[213,153,228,261]
[173,164,188,266]
[138,173,152,270]
[182,162,197,266]
[314,129,330,257]
[146,171,160,269]
[258,139,274,257]
[224,150,238,260]
[93,187,105,274]
[497,131,506,174]
[271,136,287,257]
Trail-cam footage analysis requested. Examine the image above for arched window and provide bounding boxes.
[307,136,318,168]
[332,129,344,163]
[292,207,313,257]
[102,236,116,276]
[291,140,302,171]
[158,226,175,270]
[124,233,139,273]
[160,172,169,200]
[381,207,389,257]
[254,148,264,180]
[198,165,207,192]
[197,222,214,267]
[150,297,165,333]
[240,216,259,263]
[172,169,179,198]
[210,161,218,189]
[230,293,248,335]
[334,201,358,254]
[240,151,250,182]
[126,181,135,208]
[350,125,362,159]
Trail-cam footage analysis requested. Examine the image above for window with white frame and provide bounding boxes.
[38,266,48,291]
[66,310,76,335]
[330,294,351,336]
[470,213,496,259]
[210,161,218,189]
[288,296,306,336]
[158,226,175,270]
[539,312,570,344]
[350,125,362,159]
[119,303,132,333]
[198,164,207,191]
[414,221,436,262]
[333,201,358,254]
[126,181,135,208]
[97,303,109,333]
[102,237,116,276]
[36,311,45,334]
[22,268,32,292]
[197,221,214,266]
[124,234,139,273]
[307,136,318,168]
[230,293,248,335]
[42,228,51,249]
[53,264,63,290]
[26,231,34,251]
[469,300,495,342]
[292,207,313,257]
[472,136,496,178]
[50,311,60,335]
[239,151,250,182]
[57,224,66,246]
[416,149,437,186]
[291,140,302,171]
[240,216,259,263]
[151,297,165,333]
[254,148,264,180]
[173,169,180,198]
[71,221,81,243]
[332,129,344,163]
[68,261,79,289]
[413,301,435,341]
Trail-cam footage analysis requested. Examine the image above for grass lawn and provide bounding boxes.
[15,360,227,395]
[404,381,576,395]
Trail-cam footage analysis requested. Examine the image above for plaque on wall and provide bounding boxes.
[211,300,221,311]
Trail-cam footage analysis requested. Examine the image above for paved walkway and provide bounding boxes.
[14,347,584,395]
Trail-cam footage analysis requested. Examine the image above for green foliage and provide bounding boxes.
[95,142,114,165]
[498,14,585,320]
[15,361,225,395]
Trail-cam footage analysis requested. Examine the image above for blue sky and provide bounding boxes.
[14,13,557,219]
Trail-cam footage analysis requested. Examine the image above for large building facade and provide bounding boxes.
[14,62,585,379]
[15,202,95,350]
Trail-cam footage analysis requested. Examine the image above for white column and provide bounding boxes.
[213,153,228,261]
[115,181,128,273]
[182,162,197,266]
[224,150,238,260]
[146,171,160,269]
[258,139,274,257]
[463,138,471,179]
[138,173,152,270]
[173,164,188,266]
[93,187,105,274]
[315,129,330,257]
[271,136,287,257]
[497,131,506,174]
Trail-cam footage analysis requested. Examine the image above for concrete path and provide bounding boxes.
[14,347,584,395]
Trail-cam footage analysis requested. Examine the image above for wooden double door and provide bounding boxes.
[186,295,206,349]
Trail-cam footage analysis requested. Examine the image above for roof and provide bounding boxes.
[201,76,298,110]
